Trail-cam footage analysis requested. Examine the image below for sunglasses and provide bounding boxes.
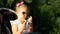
[22,12,26,14]
[22,11,29,15]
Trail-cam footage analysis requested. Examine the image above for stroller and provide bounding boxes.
[0,8,17,34]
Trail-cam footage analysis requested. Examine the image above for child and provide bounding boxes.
[10,1,33,34]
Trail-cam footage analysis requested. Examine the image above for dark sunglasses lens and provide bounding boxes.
[22,12,25,14]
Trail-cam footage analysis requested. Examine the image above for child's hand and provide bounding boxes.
[28,16,32,23]
[20,19,26,31]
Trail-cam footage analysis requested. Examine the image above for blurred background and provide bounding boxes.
[0,0,60,34]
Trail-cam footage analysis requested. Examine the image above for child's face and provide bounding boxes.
[16,7,28,19]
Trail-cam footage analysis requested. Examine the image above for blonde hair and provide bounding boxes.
[16,4,27,12]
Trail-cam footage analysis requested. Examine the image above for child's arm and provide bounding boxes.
[10,20,26,34]
[28,16,33,33]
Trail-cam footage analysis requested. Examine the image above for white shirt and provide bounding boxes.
[10,19,29,34]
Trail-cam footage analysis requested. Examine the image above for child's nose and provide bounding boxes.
[24,14,27,17]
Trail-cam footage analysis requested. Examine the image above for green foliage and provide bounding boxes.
[25,0,32,3]
[7,0,14,7]
[0,0,60,34]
